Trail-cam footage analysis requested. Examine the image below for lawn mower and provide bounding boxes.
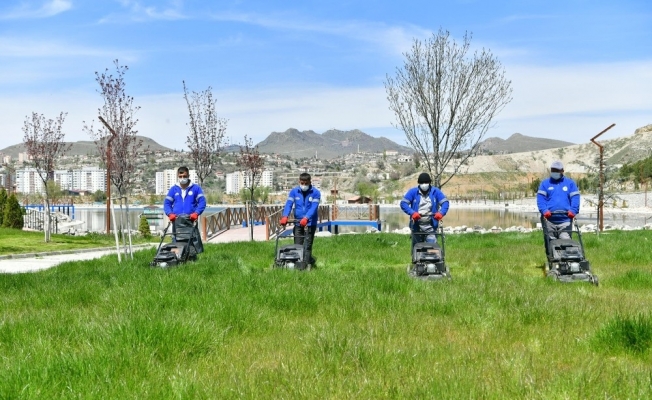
[273,219,311,271]
[541,210,598,286]
[150,214,201,268]
[407,223,451,281]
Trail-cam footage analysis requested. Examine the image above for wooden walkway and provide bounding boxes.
[207,225,269,243]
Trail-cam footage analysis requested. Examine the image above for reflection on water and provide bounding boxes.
[369,208,542,234]
[71,206,651,234]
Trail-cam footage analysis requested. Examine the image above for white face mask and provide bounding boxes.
[419,184,430,192]
[179,178,189,185]
[300,185,309,192]
[550,172,561,180]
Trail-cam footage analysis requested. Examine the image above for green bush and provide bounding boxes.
[2,193,24,229]
[138,214,152,238]
[0,188,7,226]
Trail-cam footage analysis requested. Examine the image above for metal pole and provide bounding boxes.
[105,146,111,235]
[590,123,615,233]
[98,116,117,236]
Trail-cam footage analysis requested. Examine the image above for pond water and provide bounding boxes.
[69,205,652,234]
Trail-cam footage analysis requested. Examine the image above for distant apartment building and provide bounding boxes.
[15,168,45,194]
[71,167,106,193]
[225,170,274,194]
[16,166,106,194]
[155,169,198,195]
[17,152,30,163]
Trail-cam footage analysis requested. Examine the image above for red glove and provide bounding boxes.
[300,217,309,227]
[434,212,443,221]
[567,211,575,218]
[168,213,176,222]
[411,212,421,221]
[190,212,199,222]
[543,211,551,219]
[280,216,288,226]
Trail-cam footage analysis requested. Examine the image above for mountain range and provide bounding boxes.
[254,128,413,159]
[0,136,173,159]
[2,126,651,169]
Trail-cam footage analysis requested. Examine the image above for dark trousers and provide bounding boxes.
[293,225,317,264]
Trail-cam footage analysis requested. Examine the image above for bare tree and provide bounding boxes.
[385,29,512,187]
[183,81,228,186]
[22,112,72,242]
[83,59,143,196]
[236,135,265,240]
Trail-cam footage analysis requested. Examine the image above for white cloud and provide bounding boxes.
[0,0,71,19]
[100,0,187,23]
[209,11,430,55]
[0,37,125,59]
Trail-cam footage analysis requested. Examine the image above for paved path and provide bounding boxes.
[0,226,275,274]
[207,225,270,243]
[0,244,156,274]
[1,226,280,274]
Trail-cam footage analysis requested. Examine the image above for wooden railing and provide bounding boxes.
[203,203,380,241]
[264,205,332,240]
[332,204,380,221]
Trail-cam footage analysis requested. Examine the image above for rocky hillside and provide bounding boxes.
[456,124,652,174]
[0,136,173,158]
[256,128,412,159]
[477,133,575,154]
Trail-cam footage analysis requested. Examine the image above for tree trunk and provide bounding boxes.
[44,198,51,242]
[247,201,254,241]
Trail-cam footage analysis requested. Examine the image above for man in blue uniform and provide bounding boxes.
[400,172,449,249]
[164,166,206,251]
[537,160,580,239]
[279,172,321,268]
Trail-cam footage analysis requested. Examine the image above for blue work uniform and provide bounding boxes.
[282,185,321,266]
[400,186,450,229]
[401,186,449,247]
[282,186,321,226]
[164,182,207,216]
[536,176,580,224]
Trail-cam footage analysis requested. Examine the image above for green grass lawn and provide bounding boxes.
[1,230,652,398]
[0,227,150,256]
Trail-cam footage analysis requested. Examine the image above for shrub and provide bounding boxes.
[138,214,152,238]
[2,193,24,229]
[0,188,7,226]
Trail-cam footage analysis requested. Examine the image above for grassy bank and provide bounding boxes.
[0,228,149,256]
[1,231,652,398]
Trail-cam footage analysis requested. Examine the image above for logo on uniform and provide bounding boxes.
[562,187,568,192]
[189,191,193,195]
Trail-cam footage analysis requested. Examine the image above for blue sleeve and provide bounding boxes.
[163,187,174,215]
[569,180,580,214]
[536,181,548,214]
[306,189,321,219]
[195,186,206,215]
[282,188,295,217]
[436,189,449,215]
[400,188,415,215]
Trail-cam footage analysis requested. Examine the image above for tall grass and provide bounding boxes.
[1,230,652,398]
[0,227,149,256]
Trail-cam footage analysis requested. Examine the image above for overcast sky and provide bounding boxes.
[1,0,651,150]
